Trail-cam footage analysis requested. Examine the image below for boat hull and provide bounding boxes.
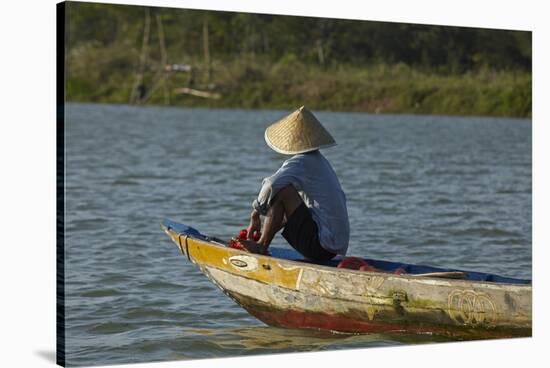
[162,222,532,338]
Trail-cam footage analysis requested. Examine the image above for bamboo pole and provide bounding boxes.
[173,87,221,99]
[316,39,325,66]
[130,8,151,105]
[202,16,211,85]
[412,271,467,279]
[140,12,172,105]
[156,13,169,105]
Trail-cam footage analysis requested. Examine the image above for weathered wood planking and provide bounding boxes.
[163,226,531,338]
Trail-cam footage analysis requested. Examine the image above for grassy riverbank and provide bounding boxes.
[66,52,531,117]
[64,3,531,117]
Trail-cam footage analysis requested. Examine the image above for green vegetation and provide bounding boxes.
[64,2,532,117]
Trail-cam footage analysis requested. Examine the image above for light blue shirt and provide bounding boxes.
[252,151,350,255]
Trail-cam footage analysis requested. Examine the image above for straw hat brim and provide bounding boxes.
[264,130,336,155]
[264,106,336,155]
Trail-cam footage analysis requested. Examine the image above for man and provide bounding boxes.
[239,106,350,262]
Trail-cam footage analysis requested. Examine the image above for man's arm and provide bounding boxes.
[242,190,289,255]
[252,156,303,216]
[246,209,261,239]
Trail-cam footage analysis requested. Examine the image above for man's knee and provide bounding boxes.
[274,185,302,217]
[266,199,283,215]
[277,185,300,201]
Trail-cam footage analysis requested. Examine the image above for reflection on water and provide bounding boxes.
[185,325,455,353]
[63,103,531,366]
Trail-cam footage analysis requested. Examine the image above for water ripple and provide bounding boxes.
[64,103,532,366]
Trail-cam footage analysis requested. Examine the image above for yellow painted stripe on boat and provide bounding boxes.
[165,229,302,290]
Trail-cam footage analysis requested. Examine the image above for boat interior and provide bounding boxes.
[162,219,531,285]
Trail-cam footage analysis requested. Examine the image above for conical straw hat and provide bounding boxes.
[264,106,336,155]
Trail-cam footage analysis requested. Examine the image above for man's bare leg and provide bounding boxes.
[257,201,285,248]
[259,185,302,247]
[242,185,302,254]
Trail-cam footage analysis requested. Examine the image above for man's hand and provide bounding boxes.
[247,210,261,240]
[239,239,268,255]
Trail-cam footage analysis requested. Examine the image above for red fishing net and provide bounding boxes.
[227,229,261,250]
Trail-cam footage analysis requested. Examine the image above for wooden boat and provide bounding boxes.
[161,219,531,338]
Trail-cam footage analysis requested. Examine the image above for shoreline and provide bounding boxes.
[66,60,532,119]
[63,95,533,120]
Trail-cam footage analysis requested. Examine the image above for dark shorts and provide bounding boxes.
[281,203,336,263]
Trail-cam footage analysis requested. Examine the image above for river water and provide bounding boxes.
[63,103,531,366]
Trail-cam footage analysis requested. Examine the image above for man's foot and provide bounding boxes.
[238,239,268,255]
